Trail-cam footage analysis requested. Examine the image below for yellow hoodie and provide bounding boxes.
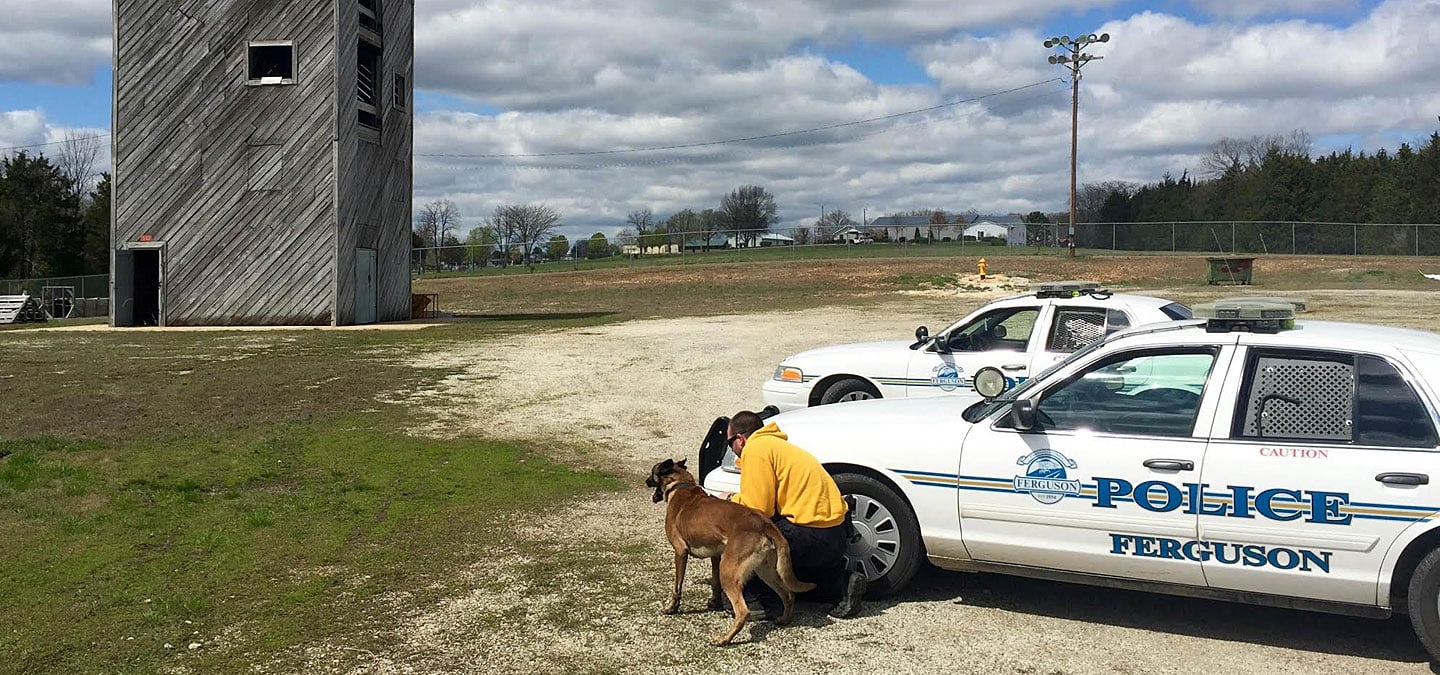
[734,422,848,528]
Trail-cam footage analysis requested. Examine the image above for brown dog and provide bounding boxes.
[646,458,816,645]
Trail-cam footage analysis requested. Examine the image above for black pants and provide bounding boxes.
[745,515,849,607]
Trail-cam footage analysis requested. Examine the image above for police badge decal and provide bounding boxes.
[931,363,964,391]
[1014,449,1083,504]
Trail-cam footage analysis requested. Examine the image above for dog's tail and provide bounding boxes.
[766,525,818,594]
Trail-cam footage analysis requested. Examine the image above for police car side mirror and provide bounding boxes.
[1011,398,1038,431]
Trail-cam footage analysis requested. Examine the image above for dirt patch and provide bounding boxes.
[272,291,1440,673]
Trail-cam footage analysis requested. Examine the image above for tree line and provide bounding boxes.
[411,184,788,269]
[1071,130,1440,253]
[0,135,110,281]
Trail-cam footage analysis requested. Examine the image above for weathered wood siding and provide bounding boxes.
[335,0,414,324]
[114,0,340,325]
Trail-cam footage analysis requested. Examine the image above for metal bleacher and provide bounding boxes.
[0,294,48,324]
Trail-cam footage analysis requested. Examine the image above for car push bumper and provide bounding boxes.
[696,405,780,495]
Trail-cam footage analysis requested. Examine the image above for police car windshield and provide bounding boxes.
[961,336,1109,423]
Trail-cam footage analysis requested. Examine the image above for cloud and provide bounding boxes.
[4,0,1438,238]
[0,109,111,189]
[1188,0,1362,20]
[0,0,111,85]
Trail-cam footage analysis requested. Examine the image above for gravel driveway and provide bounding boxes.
[278,290,1439,674]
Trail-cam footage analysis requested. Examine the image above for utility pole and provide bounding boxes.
[1045,32,1110,256]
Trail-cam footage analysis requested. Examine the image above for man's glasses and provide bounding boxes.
[727,434,741,447]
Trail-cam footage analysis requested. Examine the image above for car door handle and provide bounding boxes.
[1000,364,1026,371]
[1376,472,1429,486]
[1143,458,1194,472]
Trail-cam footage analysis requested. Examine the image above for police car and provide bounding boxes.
[701,300,1440,660]
[763,281,1192,412]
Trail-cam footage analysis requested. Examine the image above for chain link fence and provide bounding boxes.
[410,220,1440,274]
[0,274,110,318]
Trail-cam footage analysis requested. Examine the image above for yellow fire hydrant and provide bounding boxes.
[977,257,988,280]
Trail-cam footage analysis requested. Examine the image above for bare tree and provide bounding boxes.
[1077,181,1137,221]
[55,131,102,198]
[415,199,461,271]
[1202,130,1315,177]
[487,204,561,268]
[720,185,777,247]
[625,208,654,232]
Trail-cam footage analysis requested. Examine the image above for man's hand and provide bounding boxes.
[718,491,736,501]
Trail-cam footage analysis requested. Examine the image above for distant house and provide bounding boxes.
[830,225,868,243]
[964,222,1010,239]
[729,232,794,248]
[868,213,1026,243]
[683,234,729,251]
[964,217,1029,246]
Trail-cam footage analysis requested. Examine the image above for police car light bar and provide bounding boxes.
[1033,280,1103,299]
[1194,299,1296,333]
[1227,296,1308,313]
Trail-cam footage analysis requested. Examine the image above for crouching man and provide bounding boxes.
[720,410,867,619]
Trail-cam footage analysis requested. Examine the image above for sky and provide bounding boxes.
[1,0,1437,241]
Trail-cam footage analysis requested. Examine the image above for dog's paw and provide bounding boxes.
[710,635,733,647]
[659,602,680,615]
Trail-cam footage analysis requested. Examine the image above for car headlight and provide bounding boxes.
[774,366,804,383]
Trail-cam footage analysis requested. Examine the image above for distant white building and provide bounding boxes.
[728,232,795,248]
[964,221,1010,239]
[830,225,867,243]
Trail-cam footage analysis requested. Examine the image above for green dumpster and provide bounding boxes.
[1207,257,1255,285]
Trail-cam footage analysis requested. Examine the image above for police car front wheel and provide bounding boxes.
[1406,546,1440,662]
[834,473,922,598]
[820,379,878,406]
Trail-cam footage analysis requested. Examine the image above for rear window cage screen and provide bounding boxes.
[1235,351,1353,442]
[1047,308,1105,353]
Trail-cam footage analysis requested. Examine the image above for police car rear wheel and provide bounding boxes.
[821,379,878,406]
[1406,546,1440,661]
[834,473,922,598]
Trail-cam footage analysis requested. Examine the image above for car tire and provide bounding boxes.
[1408,546,1440,661]
[820,378,879,406]
[832,473,923,598]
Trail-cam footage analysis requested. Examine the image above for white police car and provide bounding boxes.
[763,281,1192,412]
[702,300,1440,660]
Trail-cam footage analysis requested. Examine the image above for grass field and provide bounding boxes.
[416,252,1440,321]
[0,320,620,672]
[4,250,1440,671]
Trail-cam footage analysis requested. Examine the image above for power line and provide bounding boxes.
[415,79,1064,159]
[0,133,112,153]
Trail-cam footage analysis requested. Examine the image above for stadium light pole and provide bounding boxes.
[1045,31,1109,255]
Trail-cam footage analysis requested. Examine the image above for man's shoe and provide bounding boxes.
[828,572,867,619]
[741,592,774,622]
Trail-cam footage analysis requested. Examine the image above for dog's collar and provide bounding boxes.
[664,481,697,497]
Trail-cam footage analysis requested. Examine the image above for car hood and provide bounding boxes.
[780,341,920,379]
[785,340,915,361]
[769,395,976,443]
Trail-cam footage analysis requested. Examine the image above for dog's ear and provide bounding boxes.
[676,458,688,471]
[657,458,675,474]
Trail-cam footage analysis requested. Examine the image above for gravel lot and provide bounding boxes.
[283,288,1440,674]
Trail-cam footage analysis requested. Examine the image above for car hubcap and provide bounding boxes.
[843,494,901,582]
[838,391,874,402]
